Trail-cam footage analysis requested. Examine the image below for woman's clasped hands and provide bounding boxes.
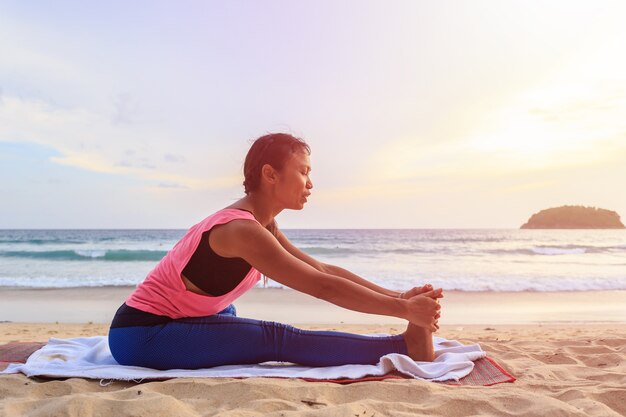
[399,283,443,332]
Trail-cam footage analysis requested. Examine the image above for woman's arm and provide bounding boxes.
[274,228,432,299]
[320,263,401,297]
[210,219,441,330]
[274,228,401,298]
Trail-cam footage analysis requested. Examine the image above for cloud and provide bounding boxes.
[112,93,135,125]
[164,153,186,163]
[156,182,188,189]
[363,81,626,191]
[499,180,560,195]
[528,90,626,123]
[0,94,240,190]
[114,159,156,170]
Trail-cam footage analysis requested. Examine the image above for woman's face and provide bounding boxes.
[274,150,313,210]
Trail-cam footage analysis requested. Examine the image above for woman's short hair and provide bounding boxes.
[243,133,310,195]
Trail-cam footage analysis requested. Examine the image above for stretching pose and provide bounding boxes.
[108,133,443,370]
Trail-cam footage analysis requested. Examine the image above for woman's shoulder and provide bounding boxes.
[183,208,259,243]
[208,207,263,231]
[204,207,257,225]
[208,214,272,258]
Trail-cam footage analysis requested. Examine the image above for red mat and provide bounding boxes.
[0,342,515,386]
[0,342,46,372]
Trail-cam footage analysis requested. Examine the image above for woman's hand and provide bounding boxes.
[399,284,444,300]
[403,287,443,332]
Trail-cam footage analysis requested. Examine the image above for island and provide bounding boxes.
[521,205,625,229]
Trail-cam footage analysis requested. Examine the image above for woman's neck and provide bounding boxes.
[227,194,281,228]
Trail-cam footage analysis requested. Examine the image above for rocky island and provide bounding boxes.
[521,205,625,229]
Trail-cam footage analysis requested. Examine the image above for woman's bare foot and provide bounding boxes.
[402,322,435,362]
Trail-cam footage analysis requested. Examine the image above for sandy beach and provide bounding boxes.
[1,288,625,416]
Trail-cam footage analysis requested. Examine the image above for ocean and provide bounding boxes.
[0,229,625,292]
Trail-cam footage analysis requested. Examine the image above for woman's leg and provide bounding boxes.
[109,312,409,370]
[404,323,435,362]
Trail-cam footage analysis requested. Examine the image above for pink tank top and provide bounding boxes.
[126,208,261,318]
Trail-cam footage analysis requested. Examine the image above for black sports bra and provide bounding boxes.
[181,209,254,296]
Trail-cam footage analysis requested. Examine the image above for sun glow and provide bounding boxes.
[467,84,626,164]
[370,81,626,184]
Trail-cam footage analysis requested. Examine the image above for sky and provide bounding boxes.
[1,0,625,229]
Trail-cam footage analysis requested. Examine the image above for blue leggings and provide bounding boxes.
[108,304,409,370]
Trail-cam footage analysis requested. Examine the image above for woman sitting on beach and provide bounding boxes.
[108,133,443,370]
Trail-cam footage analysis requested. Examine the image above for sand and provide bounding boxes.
[1,288,625,416]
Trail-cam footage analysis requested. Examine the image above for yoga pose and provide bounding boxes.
[108,133,443,370]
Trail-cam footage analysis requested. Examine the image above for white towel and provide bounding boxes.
[3,335,485,382]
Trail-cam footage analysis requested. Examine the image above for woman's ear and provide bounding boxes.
[260,163,278,185]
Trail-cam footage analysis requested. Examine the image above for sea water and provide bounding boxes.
[0,229,624,292]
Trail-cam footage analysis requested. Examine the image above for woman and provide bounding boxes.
[108,133,443,370]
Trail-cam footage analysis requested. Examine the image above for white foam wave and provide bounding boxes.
[531,247,587,255]
[74,250,107,258]
[259,276,626,292]
[2,274,625,292]
[0,276,139,288]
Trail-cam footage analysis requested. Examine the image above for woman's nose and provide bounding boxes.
[306,178,313,189]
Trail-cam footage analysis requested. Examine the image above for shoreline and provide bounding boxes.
[0,286,624,325]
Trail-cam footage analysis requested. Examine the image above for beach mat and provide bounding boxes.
[0,341,46,371]
[297,356,515,385]
[1,337,515,386]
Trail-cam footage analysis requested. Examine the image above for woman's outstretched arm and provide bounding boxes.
[274,228,437,300]
[210,219,441,331]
